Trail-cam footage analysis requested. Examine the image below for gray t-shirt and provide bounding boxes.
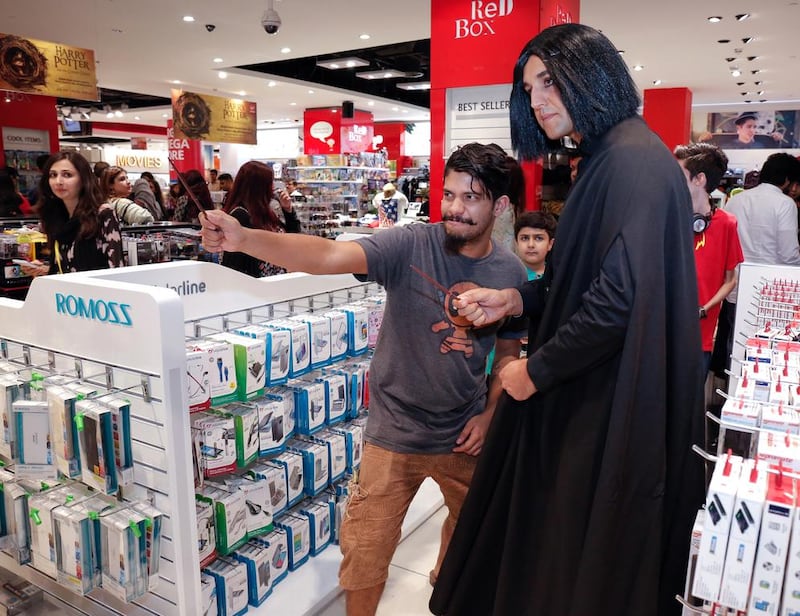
[358,223,528,453]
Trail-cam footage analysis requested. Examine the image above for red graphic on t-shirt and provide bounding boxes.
[430,281,479,357]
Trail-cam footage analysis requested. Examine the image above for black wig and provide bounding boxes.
[510,23,641,161]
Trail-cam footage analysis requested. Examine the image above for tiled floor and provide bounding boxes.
[316,506,447,616]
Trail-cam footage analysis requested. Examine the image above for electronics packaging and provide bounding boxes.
[129,501,165,592]
[99,507,149,602]
[210,332,267,401]
[248,462,289,516]
[196,498,217,568]
[192,411,237,477]
[315,428,348,484]
[12,400,56,479]
[0,375,26,460]
[266,319,311,377]
[192,339,238,406]
[97,394,135,487]
[276,512,310,571]
[224,474,274,538]
[2,478,31,564]
[46,384,81,478]
[272,451,305,508]
[232,541,273,606]
[198,483,248,556]
[186,345,211,412]
[359,295,386,348]
[255,527,290,588]
[75,399,118,494]
[203,556,249,616]
[339,304,369,356]
[289,438,329,496]
[234,324,291,386]
[213,404,260,468]
[289,314,332,369]
[265,388,296,442]
[300,498,333,556]
[288,378,327,435]
[200,572,219,616]
[0,569,43,615]
[253,395,291,456]
[323,310,349,361]
[332,422,364,474]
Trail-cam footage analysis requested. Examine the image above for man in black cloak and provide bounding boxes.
[429,23,706,616]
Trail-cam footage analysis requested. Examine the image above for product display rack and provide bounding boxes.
[287,166,389,236]
[0,261,442,615]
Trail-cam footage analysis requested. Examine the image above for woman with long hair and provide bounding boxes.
[0,169,23,217]
[101,166,154,225]
[171,169,213,224]
[25,151,122,276]
[221,160,299,277]
[139,171,166,220]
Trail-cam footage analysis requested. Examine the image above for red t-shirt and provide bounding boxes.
[694,208,744,350]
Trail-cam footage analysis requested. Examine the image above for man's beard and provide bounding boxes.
[444,233,467,255]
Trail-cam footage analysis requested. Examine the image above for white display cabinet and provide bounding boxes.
[0,261,442,615]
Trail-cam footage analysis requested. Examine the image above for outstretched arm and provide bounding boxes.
[201,209,368,275]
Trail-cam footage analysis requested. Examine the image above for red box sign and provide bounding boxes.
[304,108,374,155]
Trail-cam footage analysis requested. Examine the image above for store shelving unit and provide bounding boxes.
[0,261,442,615]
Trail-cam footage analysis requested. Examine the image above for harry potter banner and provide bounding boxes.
[0,33,98,100]
[171,89,257,145]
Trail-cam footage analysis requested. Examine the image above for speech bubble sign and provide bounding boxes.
[310,121,333,142]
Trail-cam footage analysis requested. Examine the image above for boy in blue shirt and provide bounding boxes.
[514,211,556,281]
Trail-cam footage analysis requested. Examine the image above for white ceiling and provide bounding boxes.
[4,0,800,131]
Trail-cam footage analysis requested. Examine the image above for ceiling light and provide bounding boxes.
[741,92,749,96]
[725,57,737,62]
[707,16,722,22]
[308,89,314,94]
[106,110,115,118]
[134,115,141,120]
[397,81,431,91]
[747,56,759,61]
[742,37,753,44]
[360,34,370,40]
[289,102,297,106]
[114,110,123,118]
[718,39,730,43]
[652,80,662,86]
[171,80,181,84]
[356,68,407,79]
[280,47,291,54]
[3,95,10,103]
[391,107,399,111]
[757,90,765,95]
[238,90,246,96]
[267,81,277,87]
[760,99,767,103]
[316,57,370,70]
[754,81,763,85]
[367,101,375,106]
[751,69,760,74]
[81,110,91,120]
[213,57,223,63]
[617,50,625,55]
[736,13,750,21]
[162,113,169,118]
[736,82,745,86]
[633,64,644,71]
[731,69,741,76]
[218,71,227,79]
[182,15,195,22]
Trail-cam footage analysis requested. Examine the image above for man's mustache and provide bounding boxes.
[442,215,477,226]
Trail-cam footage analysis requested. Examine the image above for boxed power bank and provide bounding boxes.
[210,332,267,401]
[359,296,386,349]
[300,498,333,556]
[306,372,347,425]
[289,438,329,497]
[749,470,794,615]
[255,527,289,587]
[212,404,260,468]
[99,507,148,602]
[288,378,327,435]
[681,509,705,616]
[198,483,248,556]
[266,387,296,440]
[97,394,134,487]
[193,411,237,477]
[760,403,800,434]
[254,395,292,456]
[248,462,289,516]
[186,344,211,412]
[719,459,768,610]
[0,375,26,460]
[46,385,81,478]
[758,431,800,473]
[203,556,249,616]
[196,498,217,567]
[323,310,349,361]
[75,399,118,494]
[276,512,310,571]
[234,324,291,386]
[332,422,364,474]
[232,541,273,606]
[289,314,332,369]
[13,400,56,479]
[193,338,238,406]
[200,572,219,616]
[315,429,348,484]
[272,450,305,508]
[129,501,164,592]
[340,304,369,356]
[692,453,743,603]
[266,319,311,377]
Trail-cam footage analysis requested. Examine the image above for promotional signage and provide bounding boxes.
[447,84,512,153]
[54,292,133,327]
[0,33,98,100]
[2,126,49,152]
[303,108,375,155]
[105,147,168,173]
[171,89,257,145]
[167,121,203,176]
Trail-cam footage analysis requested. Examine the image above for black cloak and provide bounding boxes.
[430,117,706,616]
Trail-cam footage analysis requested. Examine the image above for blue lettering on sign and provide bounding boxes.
[54,293,133,327]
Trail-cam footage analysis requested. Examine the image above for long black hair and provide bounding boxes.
[510,23,641,161]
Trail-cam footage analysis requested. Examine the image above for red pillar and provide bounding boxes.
[643,87,693,152]
[0,93,58,166]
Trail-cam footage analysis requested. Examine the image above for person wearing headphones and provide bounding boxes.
[674,143,743,374]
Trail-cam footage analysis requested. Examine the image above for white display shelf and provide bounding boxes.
[0,262,441,616]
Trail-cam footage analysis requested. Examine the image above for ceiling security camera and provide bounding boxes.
[261,8,281,35]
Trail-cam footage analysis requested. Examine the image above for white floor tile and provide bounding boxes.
[391,507,448,576]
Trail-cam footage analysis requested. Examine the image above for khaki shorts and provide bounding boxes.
[338,442,477,590]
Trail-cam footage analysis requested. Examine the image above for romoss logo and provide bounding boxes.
[55,293,133,327]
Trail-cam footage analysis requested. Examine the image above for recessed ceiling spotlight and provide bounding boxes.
[367,101,375,106]
[754,80,763,85]
[218,71,227,79]
[182,15,195,22]
[725,57,737,62]
[633,64,644,71]
[238,90,246,96]
[308,89,314,94]
[391,107,399,111]
[617,50,625,55]
[267,81,277,87]
[751,69,760,74]
[171,80,181,84]
[735,13,750,21]
[759,99,767,103]
[736,82,745,86]
[741,92,749,96]
[289,102,297,106]
[356,68,407,80]
[213,57,223,63]
[757,90,765,95]
[652,79,662,85]
[316,57,370,70]
[401,110,408,113]
[745,100,752,103]
[718,39,731,44]
[134,115,141,121]
[742,37,753,44]
[162,113,170,118]
[731,70,742,76]
[707,16,723,22]
[280,47,291,54]
[747,56,759,61]
[359,34,370,40]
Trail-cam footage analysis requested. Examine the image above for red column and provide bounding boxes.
[643,87,693,152]
[167,120,203,177]
[0,93,58,165]
[429,0,579,220]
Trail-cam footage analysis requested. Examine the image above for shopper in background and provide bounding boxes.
[220,160,300,277]
[218,172,234,193]
[165,181,182,219]
[207,168,220,191]
[101,166,154,225]
[710,152,800,379]
[140,171,166,220]
[201,142,528,616]
[430,24,704,616]
[372,181,409,227]
[131,175,163,221]
[2,166,32,216]
[489,156,526,253]
[25,153,50,207]
[674,143,743,375]
[23,151,122,277]
[93,161,110,180]
[172,169,213,224]
[0,169,24,217]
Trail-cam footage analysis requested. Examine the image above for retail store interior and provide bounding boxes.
[1,1,800,615]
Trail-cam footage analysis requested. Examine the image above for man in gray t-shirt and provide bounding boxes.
[201,143,529,616]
